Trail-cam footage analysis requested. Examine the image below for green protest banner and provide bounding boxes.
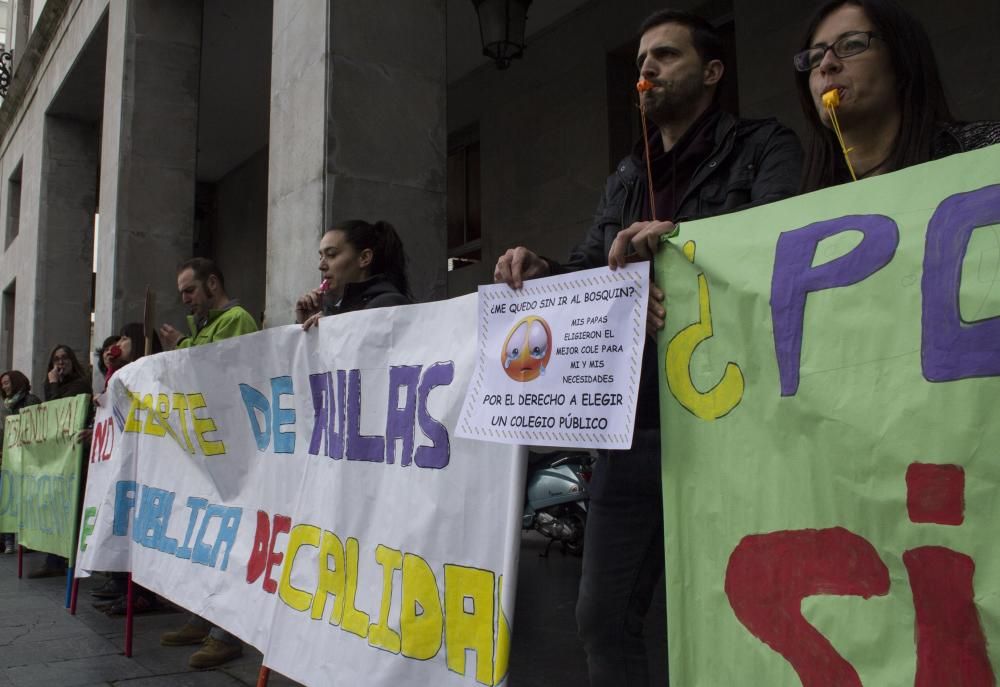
[0,415,23,533]
[1,396,89,563]
[655,144,1000,686]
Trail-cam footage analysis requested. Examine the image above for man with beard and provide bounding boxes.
[157,258,257,668]
[495,10,802,685]
[159,258,257,350]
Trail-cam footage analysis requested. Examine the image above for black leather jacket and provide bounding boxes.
[553,111,802,429]
[322,274,411,316]
[557,112,803,273]
[933,121,1000,159]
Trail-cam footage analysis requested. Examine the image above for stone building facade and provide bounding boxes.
[0,0,995,387]
[0,0,447,386]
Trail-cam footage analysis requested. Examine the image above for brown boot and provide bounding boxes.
[160,622,210,647]
[188,637,243,669]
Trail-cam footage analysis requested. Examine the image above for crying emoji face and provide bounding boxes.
[501,316,553,383]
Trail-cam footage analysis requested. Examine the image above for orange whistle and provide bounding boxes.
[636,79,654,93]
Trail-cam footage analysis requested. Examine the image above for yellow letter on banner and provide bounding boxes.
[188,393,226,455]
[493,575,511,686]
[123,392,143,433]
[341,537,371,639]
[141,394,164,437]
[444,564,495,686]
[400,553,444,660]
[278,524,320,612]
[311,530,346,624]
[368,544,403,653]
[665,241,744,419]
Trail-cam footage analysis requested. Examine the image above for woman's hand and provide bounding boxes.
[301,312,323,331]
[295,289,325,324]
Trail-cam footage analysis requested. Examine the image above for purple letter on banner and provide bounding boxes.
[308,373,331,457]
[771,215,899,396]
[922,185,1000,382]
[386,365,421,465]
[414,361,454,469]
[346,369,385,462]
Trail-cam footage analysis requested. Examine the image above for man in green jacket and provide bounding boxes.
[157,257,257,668]
[159,258,257,349]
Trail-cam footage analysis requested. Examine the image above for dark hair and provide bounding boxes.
[178,257,226,290]
[639,10,725,66]
[0,370,31,398]
[119,322,163,362]
[327,220,411,297]
[47,345,87,382]
[796,0,953,192]
[95,335,119,376]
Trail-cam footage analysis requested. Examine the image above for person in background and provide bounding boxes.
[158,258,257,670]
[0,371,41,555]
[44,345,92,401]
[110,322,163,365]
[94,335,120,389]
[158,258,257,349]
[25,345,95,577]
[794,0,1000,191]
[294,219,412,330]
[88,323,163,610]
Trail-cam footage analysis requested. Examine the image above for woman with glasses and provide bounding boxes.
[24,346,96,577]
[44,345,92,401]
[794,0,999,191]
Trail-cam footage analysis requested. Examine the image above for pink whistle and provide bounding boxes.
[319,278,330,292]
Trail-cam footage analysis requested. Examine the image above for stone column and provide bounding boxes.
[93,0,202,342]
[265,0,447,327]
[324,0,448,303]
[264,0,328,327]
[34,115,99,378]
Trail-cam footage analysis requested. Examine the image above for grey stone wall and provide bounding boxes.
[264,0,327,327]
[325,0,447,305]
[34,115,98,381]
[266,0,448,326]
[213,147,268,326]
[0,0,110,381]
[94,0,201,342]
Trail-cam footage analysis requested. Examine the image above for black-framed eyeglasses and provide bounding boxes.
[793,31,880,72]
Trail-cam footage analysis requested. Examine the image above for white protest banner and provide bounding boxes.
[76,398,130,576]
[457,263,648,449]
[76,294,526,687]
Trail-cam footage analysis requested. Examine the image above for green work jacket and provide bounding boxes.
[177,302,258,348]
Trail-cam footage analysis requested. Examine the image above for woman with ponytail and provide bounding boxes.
[294,219,412,330]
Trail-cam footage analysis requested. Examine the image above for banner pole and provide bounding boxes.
[64,567,73,608]
[16,544,21,578]
[125,573,134,657]
[69,576,80,615]
[256,666,270,687]
[143,287,155,357]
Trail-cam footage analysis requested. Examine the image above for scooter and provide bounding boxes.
[523,450,593,557]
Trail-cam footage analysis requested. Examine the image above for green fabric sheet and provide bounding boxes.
[655,144,1000,686]
[0,395,89,563]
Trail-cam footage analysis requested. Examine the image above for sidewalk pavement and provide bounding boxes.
[0,535,661,686]
[0,551,299,687]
